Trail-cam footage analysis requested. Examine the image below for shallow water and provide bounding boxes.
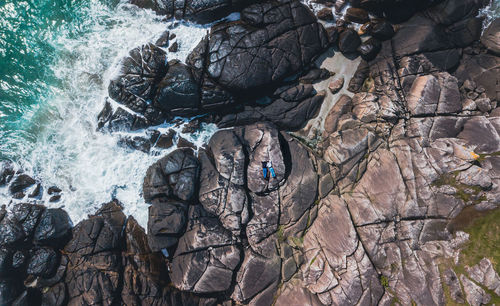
[0,0,214,226]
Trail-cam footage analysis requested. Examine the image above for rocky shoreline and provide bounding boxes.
[1,0,500,305]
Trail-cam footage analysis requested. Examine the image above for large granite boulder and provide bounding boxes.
[143,148,200,202]
[129,0,252,23]
[107,43,168,126]
[187,0,329,94]
[482,19,500,55]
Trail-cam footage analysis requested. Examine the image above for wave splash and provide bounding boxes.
[0,1,214,227]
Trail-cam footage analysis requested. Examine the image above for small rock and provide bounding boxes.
[329,77,345,94]
[181,119,201,133]
[27,247,58,277]
[33,208,72,247]
[169,33,176,40]
[155,30,170,47]
[155,130,175,149]
[462,79,476,92]
[338,29,361,55]
[325,26,340,45]
[47,186,62,195]
[8,174,36,195]
[168,41,178,52]
[317,8,334,21]
[177,136,196,150]
[467,91,479,100]
[49,194,61,202]
[345,7,369,24]
[357,38,381,61]
[28,183,41,198]
[370,20,395,40]
[462,99,477,111]
[475,97,492,112]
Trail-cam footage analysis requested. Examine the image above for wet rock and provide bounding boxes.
[345,7,369,24]
[155,30,170,47]
[0,279,23,305]
[481,18,500,56]
[338,28,361,55]
[154,60,199,116]
[143,148,200,202]
[0,215,25,246]
[64,201,126,306]
[155,130,175,149]
[317,8,334,21]
[0,161,15,186]
[187,0,328,93]
[129,0,252,23]
[33,208,72,247]
[328,77,344,94]
[325,26,340,45]
[370,20,394,40]
[198,129,249,234]
[177,136,197,150]
[0,248,11,276]
[299,68,333,84]
[11,251,24,269]
[218,84,325,131]
[8,174,36,195]
[357,38,381,61]
[27,247,58,277]
[108,43,168,121]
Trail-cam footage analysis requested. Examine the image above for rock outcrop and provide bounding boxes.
[100,0,329,132]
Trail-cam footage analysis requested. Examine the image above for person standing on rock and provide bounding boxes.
[262,161,268,178]
[267,161,276,178]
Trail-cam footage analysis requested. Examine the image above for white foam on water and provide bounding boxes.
[0,1,216,227]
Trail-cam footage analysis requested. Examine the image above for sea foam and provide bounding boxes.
[0,1,215,227]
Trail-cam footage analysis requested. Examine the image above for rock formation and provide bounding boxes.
[2,0,500,305]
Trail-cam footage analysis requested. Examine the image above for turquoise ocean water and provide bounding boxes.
[0,0,213,225]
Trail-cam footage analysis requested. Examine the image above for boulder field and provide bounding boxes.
[1,0,500,305]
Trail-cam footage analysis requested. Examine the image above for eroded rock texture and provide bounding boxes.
[274,2,500,305]
[101,0,328,132]
[129,0,252,23]
[142,122,320,304]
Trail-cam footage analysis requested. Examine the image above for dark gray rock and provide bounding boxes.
[108,43,168,123]
[129,0,252,23]
[218,84,326,131]
[8,174,36,195]
[33,208,72,247]
[187,0,328,93]
[482,18,500,55]
[170,206,240,293]
[27,247,58,277]
[338,28,361,55]
[0,161,15,186]
[154,60,200,116]
[147,199,189,251]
